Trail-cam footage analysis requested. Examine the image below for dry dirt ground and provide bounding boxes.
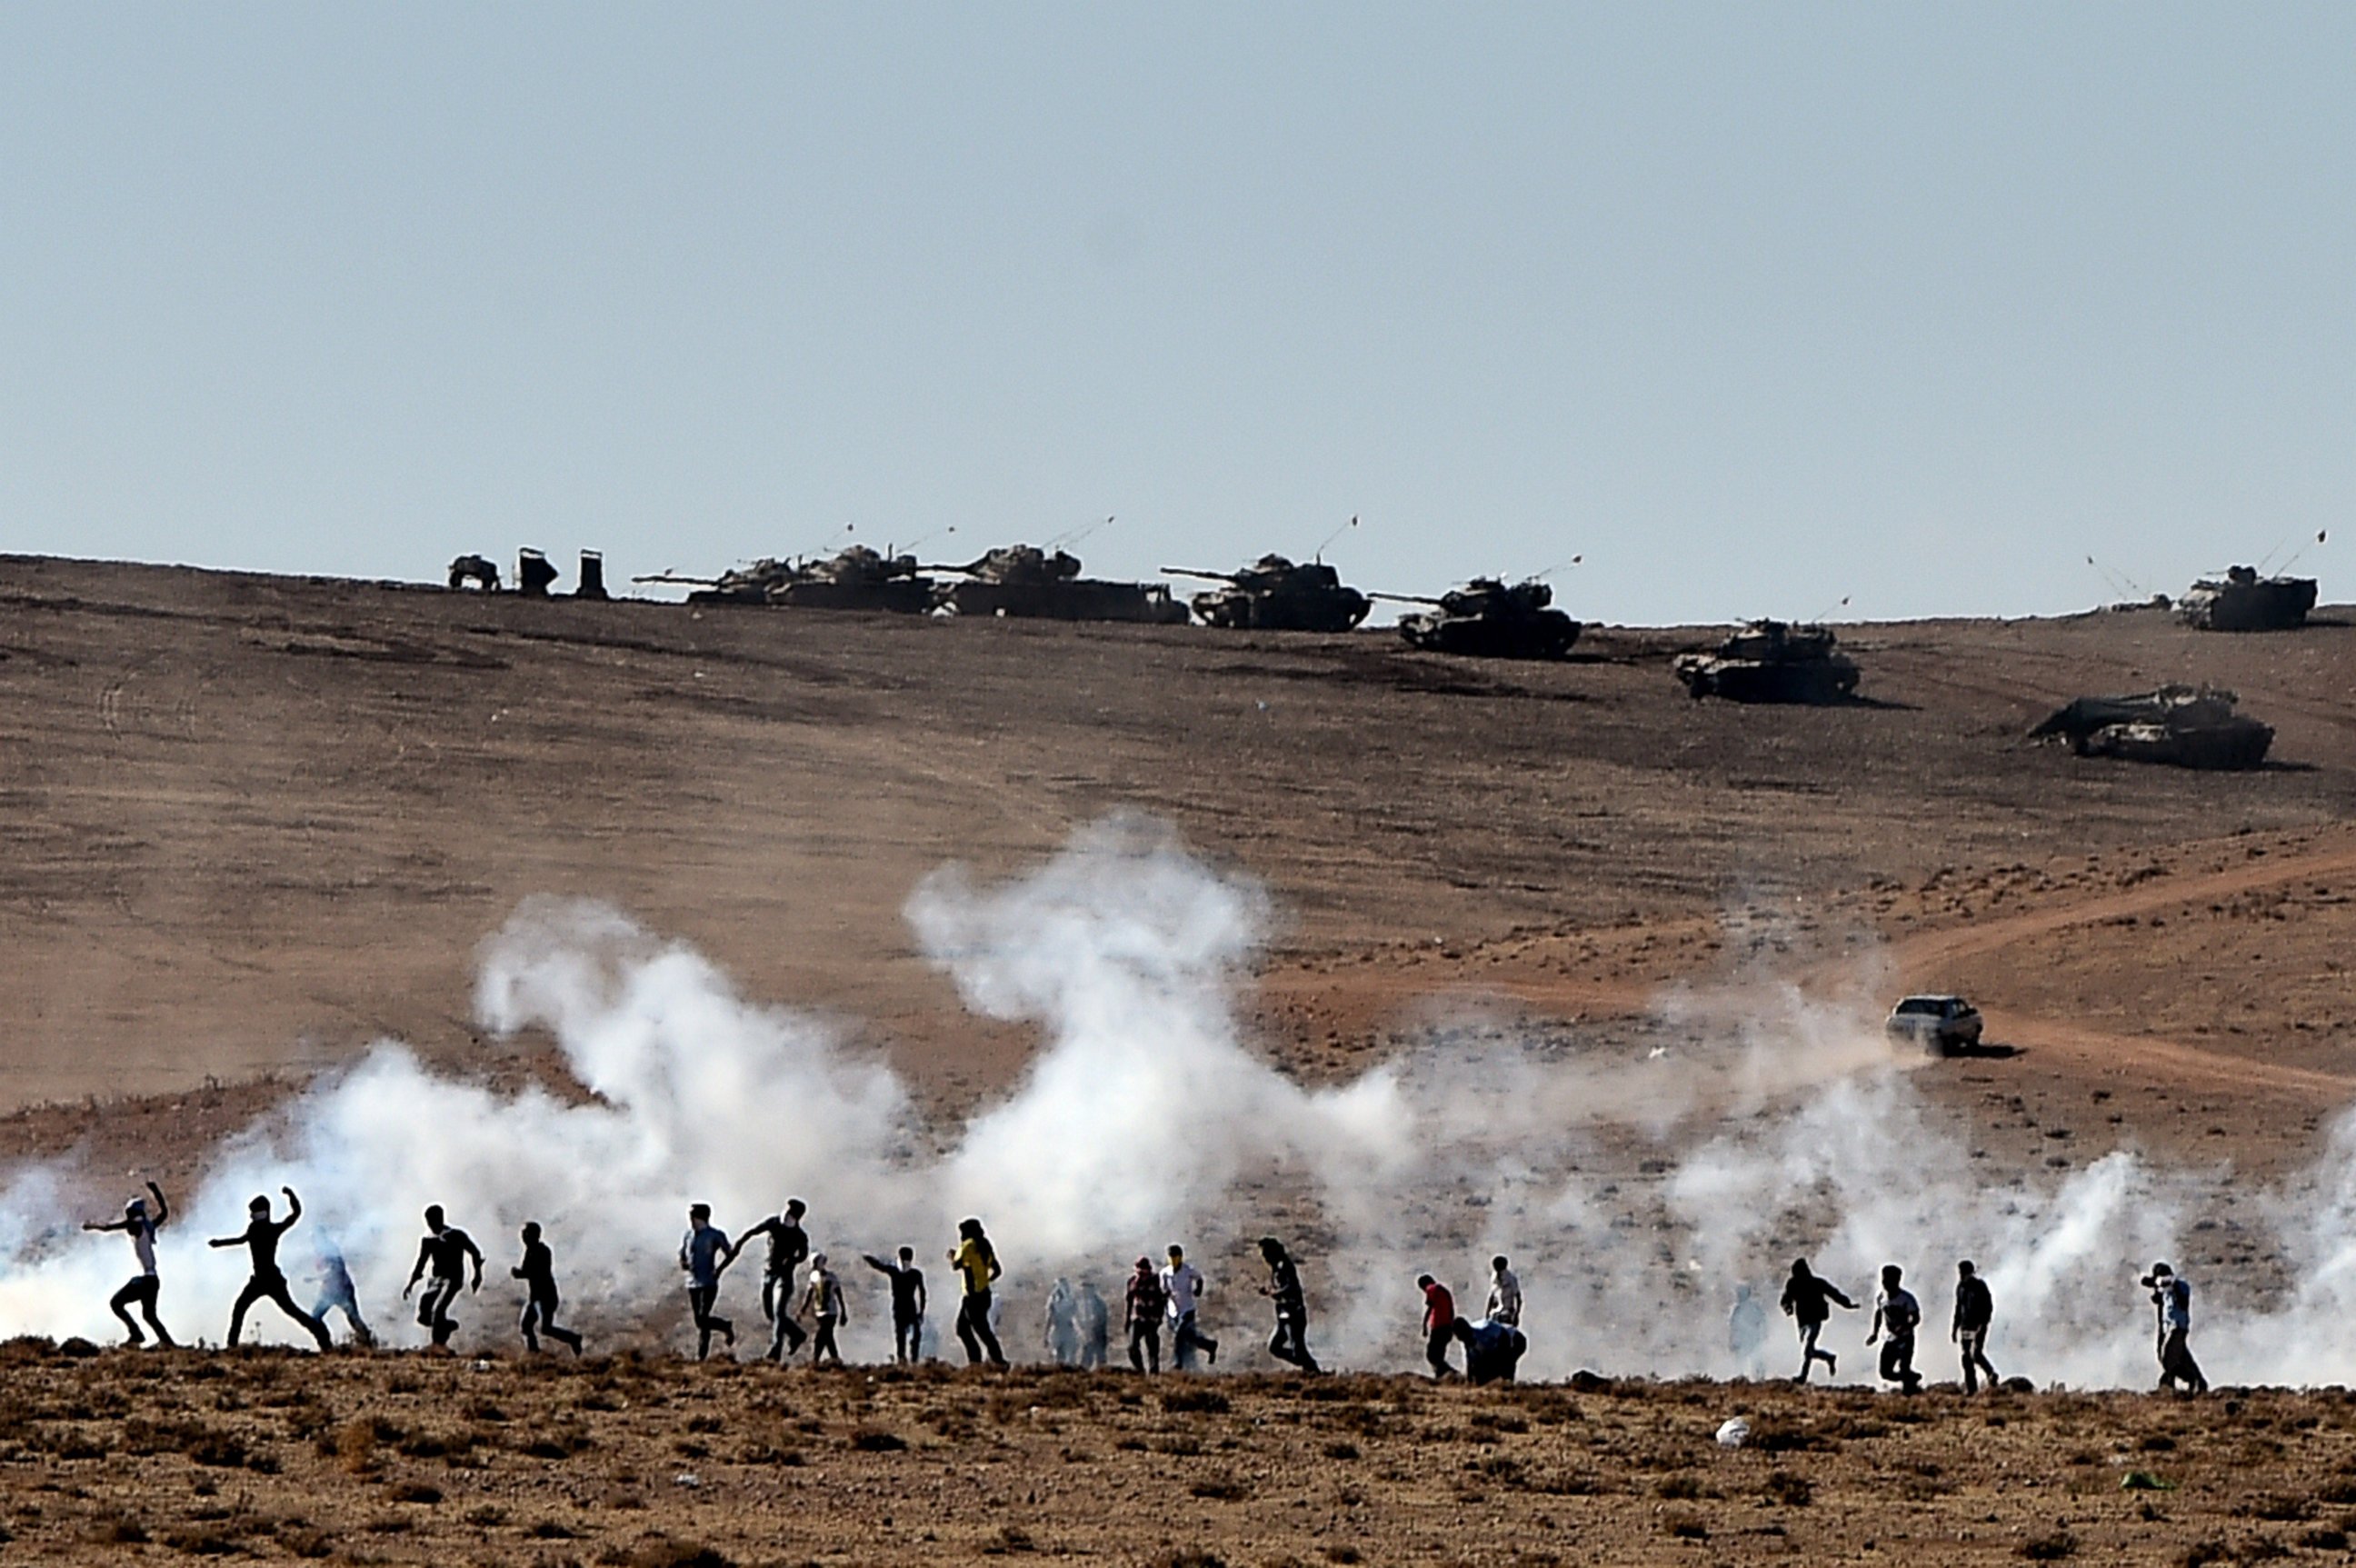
[4,554,2356,1562]
[5,1345,2356,1567]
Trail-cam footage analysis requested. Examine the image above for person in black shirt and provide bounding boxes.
[513,1221,583,1354]
[209,1187,333,1350]
[862,1247,927,1363]
[403,1205,484,1349]
[734,1199,811,1360]
[1952,1259,1999,1394]
[1778,1258,1857,1383]
[1259,1237,1322,1373]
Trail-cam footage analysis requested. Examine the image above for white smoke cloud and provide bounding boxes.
[0,817,2347,1389]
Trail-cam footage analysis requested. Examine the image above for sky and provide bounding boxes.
[2,5,2349,624]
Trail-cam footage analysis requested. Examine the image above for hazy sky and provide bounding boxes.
[3,5,2349,623]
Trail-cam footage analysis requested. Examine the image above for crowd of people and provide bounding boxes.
[72,1183,2212,1393]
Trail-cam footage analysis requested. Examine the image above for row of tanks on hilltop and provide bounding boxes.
[478,539,2319,774]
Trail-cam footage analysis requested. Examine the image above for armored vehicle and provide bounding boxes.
[448,554,500,592]
[663,548,933,612]
[1672,620,1860,704]
[772,544,934,612]
[1375,578,1582,659]
[1163,555,1372,632]
[2028,684,2274,770]
[666,558,803,605]
[2178,565,2318,631]
[924,545,1189,624]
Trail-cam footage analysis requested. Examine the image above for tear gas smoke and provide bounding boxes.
[0,816,2347,1387]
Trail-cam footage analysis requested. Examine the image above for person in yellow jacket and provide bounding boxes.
[948,1217,1008,1367]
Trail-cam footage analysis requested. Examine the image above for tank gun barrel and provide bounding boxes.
[1365,590,1444,606]
[915,558,984,575]
[632,571,722,586]
[1160,565,1237,583]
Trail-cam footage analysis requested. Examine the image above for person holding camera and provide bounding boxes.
[2142,1263,2208,1393]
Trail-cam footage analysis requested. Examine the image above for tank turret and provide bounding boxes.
[2029,684,2273,769]
[1162,555,1372,632]
[1672,620,1860,704]
[923,544,1186,623]
[2177,566,2317,631]
[1375,578,1581,660]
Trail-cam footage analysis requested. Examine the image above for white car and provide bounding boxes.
[1886,994,1984,1054]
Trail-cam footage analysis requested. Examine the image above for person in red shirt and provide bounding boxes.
[1417,1273,1458,1378]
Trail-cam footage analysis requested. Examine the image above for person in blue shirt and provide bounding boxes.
[679,1203,737,1360]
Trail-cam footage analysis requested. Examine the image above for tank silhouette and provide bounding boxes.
[1672,620,1860,704]
[923,545,1188,624]
[447,554,500,592]
[668,548,934,613]
[2177,566,2318,631]
[2028,684,2273,770]
[1162,555,1372,632]
[1373,578,1582,659]
[774,545,934,612]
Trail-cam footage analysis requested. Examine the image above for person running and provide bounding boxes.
[1485,1254,1522,1328]
[1043,1277,1081,1367]
[1779,1258,1856,1383]
[734,1199,811,1361]
[1952,1260,1998,1394]
[209,1188,332,1350]
[679,1203,737,1359]
[863,1247,926,1363]
[1077,1280,1111,1369]
[1259,1237,1322,1373]
[1125,1255,1165,1373]
[1729,1283,1768,1378]
[2142,1262,2208,1393]
[799,1253,847,1365]
[1865,1263,1923,1394]
[310,1248,374,1347]
[1417,1273,1459,1378]
[83,1181,175,1347]
[1453,1315,1529,1384]
[402,1205,484,1349]
[948,1217,1007,1367]
[1161,1244,1219,1370]
[513,1221,583,1354]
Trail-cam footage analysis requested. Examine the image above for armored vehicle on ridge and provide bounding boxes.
[2029,684,2273,770]
[1672,620,1860,704]
[1378,578,1582,659]
[924,545,1188,624]
[667,546,934,612]
[2178,566,2318,631]
[1163,555,1372,632]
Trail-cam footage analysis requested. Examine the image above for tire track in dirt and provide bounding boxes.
[1879,836,2356,979]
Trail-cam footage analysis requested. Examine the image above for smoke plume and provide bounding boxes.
[1,817,2348,1387]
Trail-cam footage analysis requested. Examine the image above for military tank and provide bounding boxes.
[2028,684,2273,770]
[923,545,1189,624]
[1162,555,1372,632]
[1672,620,1860,704]
[2177,565,2318,631]
[772,545,934,612]
[1373,578,1582,660]
[654,546,934,612]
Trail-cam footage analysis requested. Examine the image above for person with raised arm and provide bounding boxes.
[209,1187,332,1351]
[84,1181,175,1347]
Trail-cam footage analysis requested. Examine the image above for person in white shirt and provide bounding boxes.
[799,1253,848,1365]
[1485,1255,1522,1327]
[1160,1244,1219,1370]
[1865,1263,1923,1393]
[84,1182,175,1347]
